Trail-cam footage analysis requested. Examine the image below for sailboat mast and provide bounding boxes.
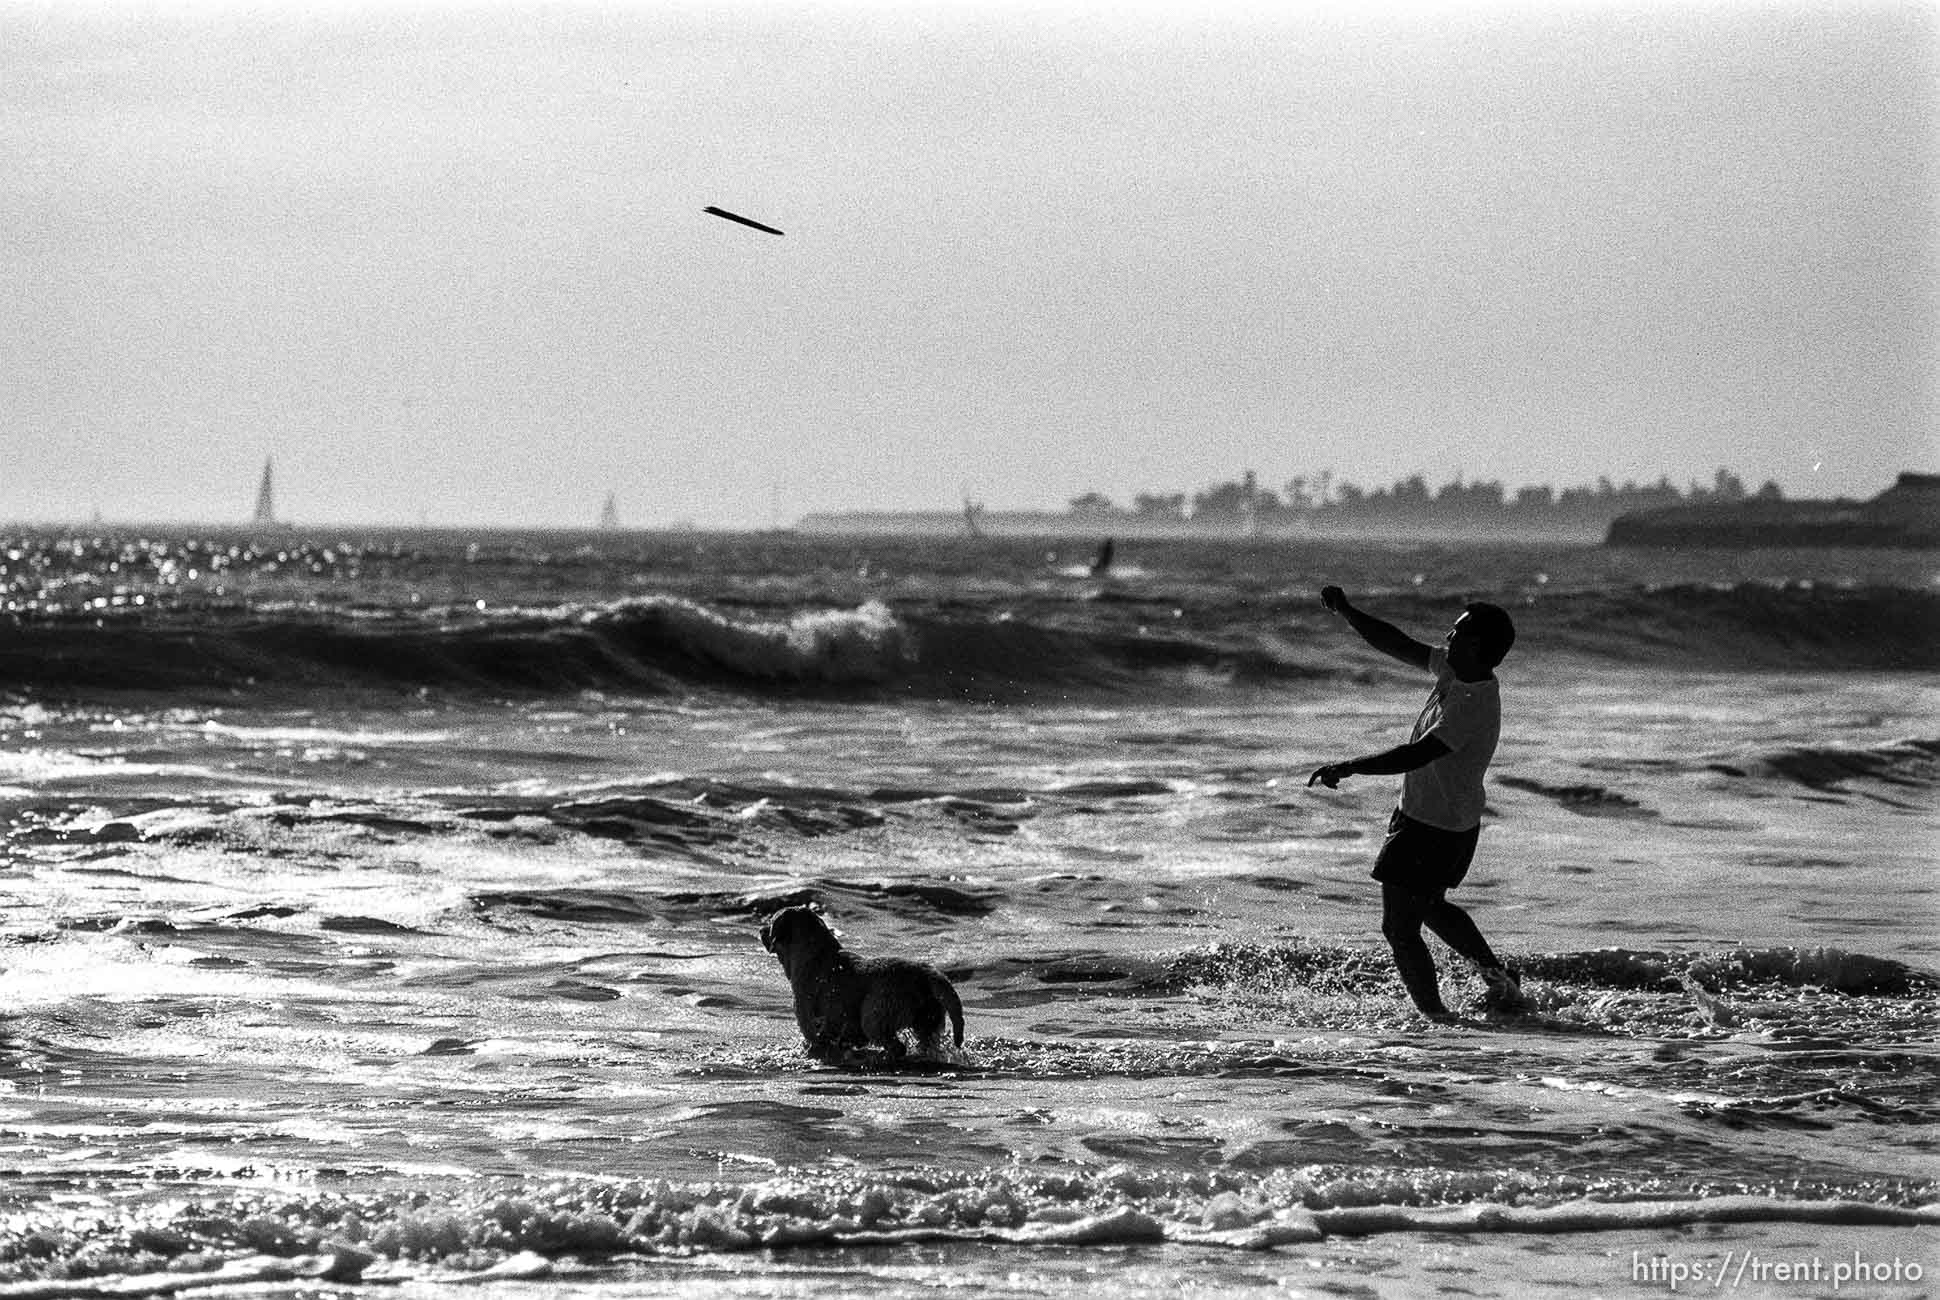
[253,460,276,527]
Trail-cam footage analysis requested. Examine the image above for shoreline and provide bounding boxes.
[5,1222,1924,1298]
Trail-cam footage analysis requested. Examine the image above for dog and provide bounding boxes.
[759,906,964,1063]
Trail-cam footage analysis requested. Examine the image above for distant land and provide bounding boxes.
[19,468,1932,545]
[797,468,1939,545]
[1606,472,1939,549]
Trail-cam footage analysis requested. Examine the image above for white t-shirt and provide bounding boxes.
[1399,645,1500,832]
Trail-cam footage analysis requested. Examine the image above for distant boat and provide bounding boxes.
[598,493,620,530]
[252,459,278,527]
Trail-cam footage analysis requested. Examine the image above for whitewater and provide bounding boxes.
[0,532,1934,1297]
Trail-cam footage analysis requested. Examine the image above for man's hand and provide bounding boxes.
[1320,585,1349,615]
[1307,763,1353,789]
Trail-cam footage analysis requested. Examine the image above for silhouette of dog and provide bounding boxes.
[759,906,964,1063]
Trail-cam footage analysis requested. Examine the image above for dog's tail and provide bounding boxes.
[931,970,965,1048]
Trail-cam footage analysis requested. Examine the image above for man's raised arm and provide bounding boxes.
[1319,586,1432,671]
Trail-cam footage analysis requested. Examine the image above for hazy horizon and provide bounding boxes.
[6,2,1935,529]
[1,457,1916,534]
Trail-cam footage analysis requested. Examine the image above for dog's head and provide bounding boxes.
[760,905,842,968]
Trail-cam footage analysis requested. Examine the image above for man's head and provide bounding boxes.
[1447,601,1516,673]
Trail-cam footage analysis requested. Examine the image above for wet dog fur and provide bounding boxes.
[760,906,964,1063]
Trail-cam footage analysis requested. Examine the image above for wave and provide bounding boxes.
[11,775,1162,864]
[1,583,1932,703]
[1175,941,1937,998]
[1528,583,1938,670]
[1170,941,1938,1040]
[0,1169,1931,1289]
[0,597,1310,702]
[1721,737,1940,791]
[0,599,922,698]
[1494,775,1657,816]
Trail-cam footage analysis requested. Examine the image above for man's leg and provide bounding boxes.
[1418,896,1501,970]
[1420,896,1529,1011]
[1380,883,1451,1017]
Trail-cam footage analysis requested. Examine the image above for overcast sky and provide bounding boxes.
[4,0,1934,528]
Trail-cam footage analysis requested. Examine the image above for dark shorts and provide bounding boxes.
[1371,809,1480,894]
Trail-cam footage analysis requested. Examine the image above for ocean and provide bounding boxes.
[0,530,1934,1298]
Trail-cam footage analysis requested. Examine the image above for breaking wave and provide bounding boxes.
[1,582,1933,703]
[0,597,1307,702]
[1171,940,1939,1042]
[1,1169,1932,1290]
[1174,940,1938,999]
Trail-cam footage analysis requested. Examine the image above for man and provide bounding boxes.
[1308,585,1529,1020]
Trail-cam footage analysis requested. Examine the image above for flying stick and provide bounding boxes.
[704,206,784,236]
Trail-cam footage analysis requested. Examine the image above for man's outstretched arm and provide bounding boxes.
[1319,586,1432,670]
[1308,736,1451,788]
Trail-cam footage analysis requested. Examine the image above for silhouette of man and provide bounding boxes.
[1308,586,1528,1020]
